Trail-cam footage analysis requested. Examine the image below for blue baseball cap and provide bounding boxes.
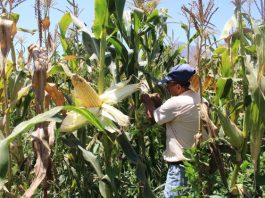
[158,64,196,86]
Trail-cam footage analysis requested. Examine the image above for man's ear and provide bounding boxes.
[176,84,182,90]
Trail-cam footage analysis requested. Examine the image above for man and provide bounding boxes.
[141,64,202,198]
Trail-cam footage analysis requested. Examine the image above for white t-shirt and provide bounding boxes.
[153,90,203,162]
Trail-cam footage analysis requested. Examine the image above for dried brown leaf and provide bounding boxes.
[42,17,50,31]
[0,19,13,73]
[202,75,214,92]
[190,74,200,92]
[22,128,51,198]
[45,83,64,106]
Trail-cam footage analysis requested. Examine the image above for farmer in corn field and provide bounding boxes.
[141,64,204,197]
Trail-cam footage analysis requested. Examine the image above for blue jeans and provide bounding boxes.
[163,164,187,198]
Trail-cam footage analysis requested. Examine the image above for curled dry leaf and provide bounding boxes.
[42,17,50,30]
[45,83,65,106]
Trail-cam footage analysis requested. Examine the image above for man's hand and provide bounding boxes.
[141,93,161,122]
[149,93,162,108]
[141,93,152,103]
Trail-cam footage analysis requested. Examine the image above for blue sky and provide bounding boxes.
[13,0,259,48]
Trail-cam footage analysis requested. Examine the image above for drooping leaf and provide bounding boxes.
[4,106,63,144]
[0,107,63,187]
[116,132,138,164]
[59,13,100,58]
[79,146,112,198]
[245,55,265,106]
[79,146,103,177]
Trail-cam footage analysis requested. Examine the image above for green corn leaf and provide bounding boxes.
[17,27,37,35]
[93,0,108,39]
[114,0,126,23]
[245,54,265,173]
[245,56,265,113]
[79,146,112,198]
[188,32,200,44]
[215,78,233,104]
[78,146,103,177]
[59,12,72,38]
[251,18,265,84]
[62,106,105,132]
[8,71,27,107]
[0,106,63,187]
[116,132,138,164]
[247,103,265,172]
[107,36,128,65]
[47,64,65,77]
[147,9,159,23]
[82,32,100,58]
[217,109,243,150]
[0,141,8,189]
[143,180,156,198]
[5,106,63,144]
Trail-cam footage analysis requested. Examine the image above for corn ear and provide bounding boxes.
[60,111,88,132]
[217,109,243,150]
[71,74,102,107]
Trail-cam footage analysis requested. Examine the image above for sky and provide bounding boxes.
[13,0,260,50]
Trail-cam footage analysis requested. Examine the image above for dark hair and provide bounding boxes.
[174,79,190,88]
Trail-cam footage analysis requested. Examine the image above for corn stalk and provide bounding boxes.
[23,44,51,198]
[0,18,14,190]
[228,0,249,190]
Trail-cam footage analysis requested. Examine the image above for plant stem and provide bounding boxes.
[98,28,106,94]
[230,163,240,189]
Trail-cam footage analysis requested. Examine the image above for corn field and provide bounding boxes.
[0,0,265,197]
